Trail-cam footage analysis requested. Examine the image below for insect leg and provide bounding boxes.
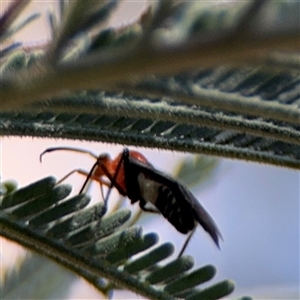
[103,150,126,205]
[57,169,95,185]
[56,167,110,194]
[79,160,100,194]
[177,226,197,258]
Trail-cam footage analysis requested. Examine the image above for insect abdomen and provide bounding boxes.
[155,185,195,234]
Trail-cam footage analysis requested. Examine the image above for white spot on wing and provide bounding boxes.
[137,173,161,206]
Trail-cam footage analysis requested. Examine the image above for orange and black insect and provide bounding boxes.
[40,147,222,256]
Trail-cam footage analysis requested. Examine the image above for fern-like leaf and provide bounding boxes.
[0,177,240,300]
[0,1,299,169]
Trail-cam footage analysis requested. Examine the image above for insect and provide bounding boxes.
[40,147,222,256]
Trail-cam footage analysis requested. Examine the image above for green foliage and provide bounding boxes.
[0,180,17,195]
[0,1,299,168]
[174,155,219,189]
[0,177,237,300]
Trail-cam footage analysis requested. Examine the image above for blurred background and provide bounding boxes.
[1,2,299,299]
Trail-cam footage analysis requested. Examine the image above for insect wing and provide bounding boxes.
[176,184,222,248]
[125,156,221,246]
[122,152,152,204]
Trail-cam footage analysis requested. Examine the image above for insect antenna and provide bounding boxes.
[40,147,98,162]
